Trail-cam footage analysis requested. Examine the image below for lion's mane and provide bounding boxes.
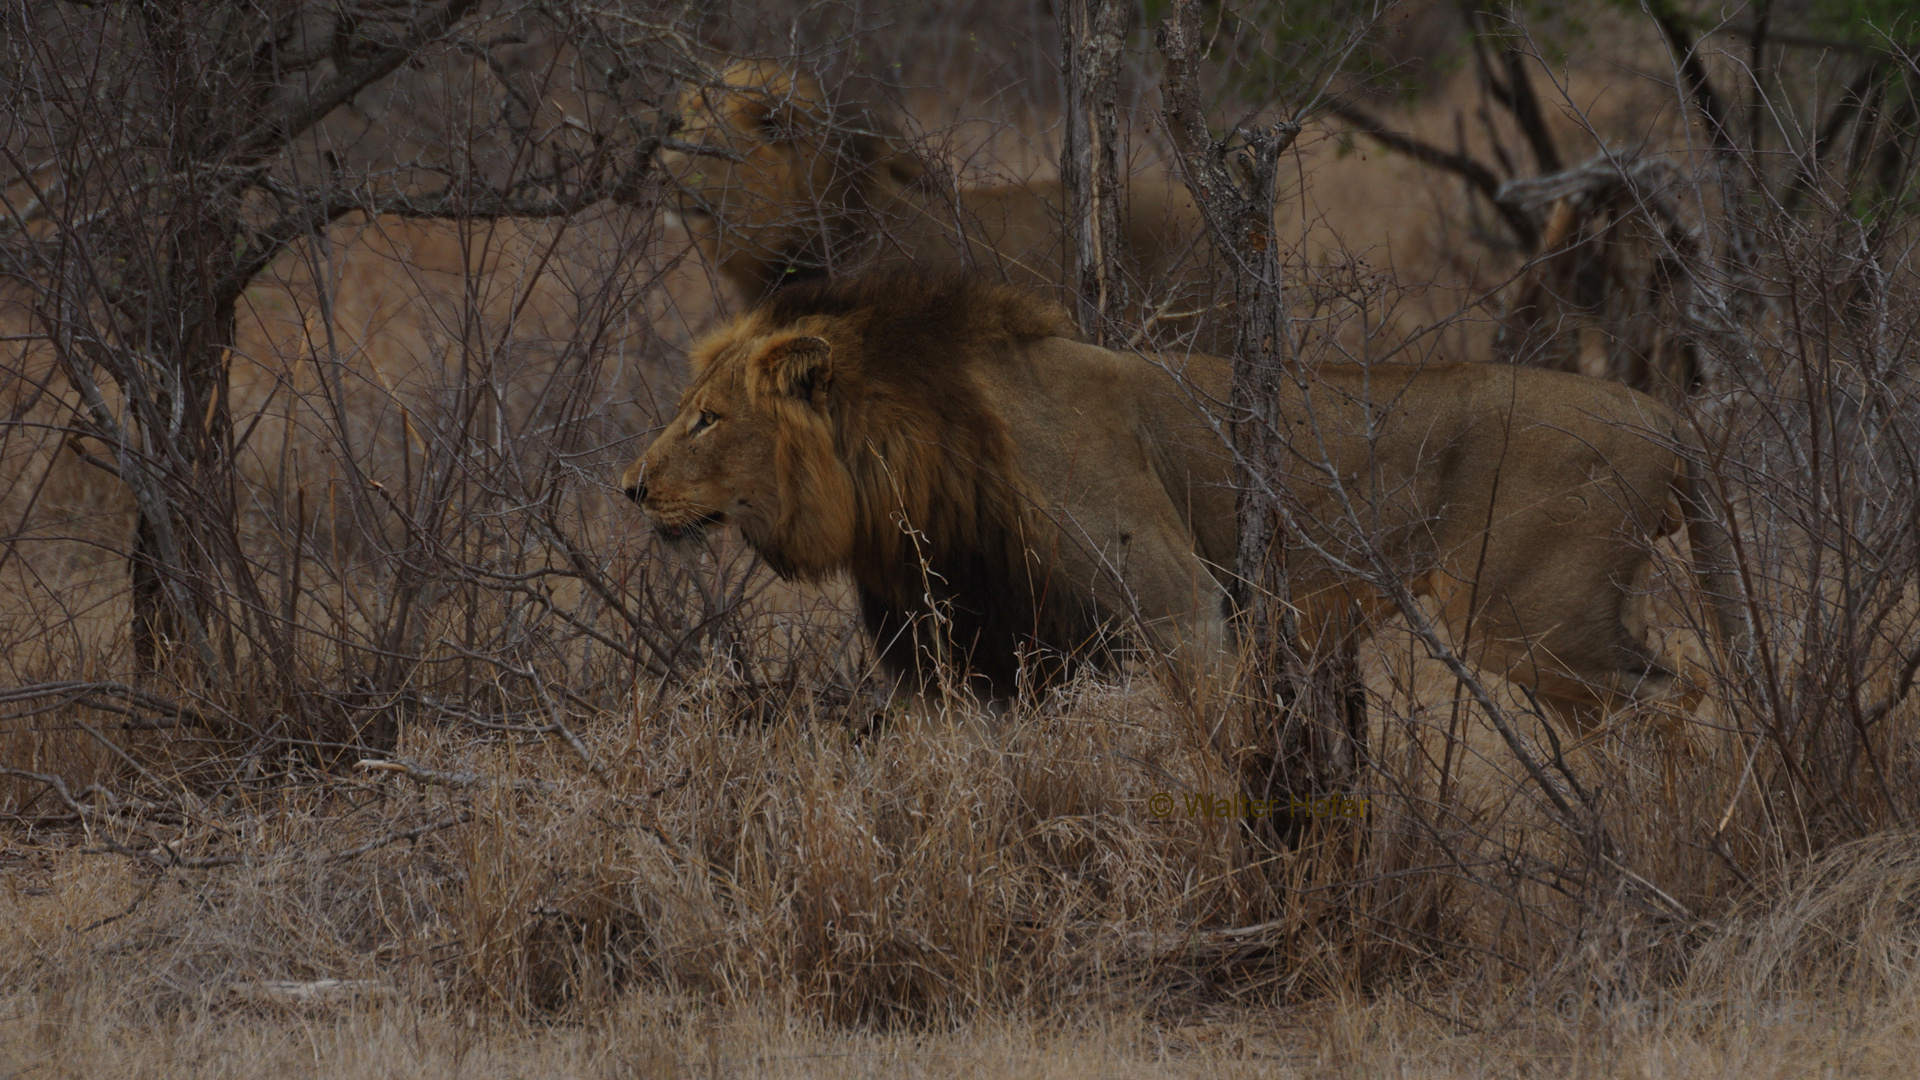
[693,271,1106,695]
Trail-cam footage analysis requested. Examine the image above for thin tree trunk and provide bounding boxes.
[1156,0,1363,816]
[1156,0,1296,685]
[1058,0,1128,343]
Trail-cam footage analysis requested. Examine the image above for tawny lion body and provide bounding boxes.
[622,272,1747,718]
[663,61,1223,344]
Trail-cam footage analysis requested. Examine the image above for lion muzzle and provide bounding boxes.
[650,509,724,545]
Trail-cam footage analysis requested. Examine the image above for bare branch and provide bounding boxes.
[231,0,488,162]
[1646,0,1736,155]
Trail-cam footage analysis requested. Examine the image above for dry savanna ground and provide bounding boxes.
[6,3,1920,1076]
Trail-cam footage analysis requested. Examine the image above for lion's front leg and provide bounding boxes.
[1036,498,1232,704]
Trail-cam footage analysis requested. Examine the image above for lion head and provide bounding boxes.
[620,326,856,581]
[662,61,926,297]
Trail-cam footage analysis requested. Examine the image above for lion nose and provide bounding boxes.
[623,480,648,506]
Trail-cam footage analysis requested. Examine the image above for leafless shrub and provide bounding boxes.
[0,0,737,769]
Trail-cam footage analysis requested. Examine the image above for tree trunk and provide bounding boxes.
[1058,0,1128,343]
[1156,0,1365,823]
[1156,0,1295,691]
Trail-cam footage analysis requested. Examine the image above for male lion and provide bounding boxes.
[662,61,1222,344]
[621,271,1748,721]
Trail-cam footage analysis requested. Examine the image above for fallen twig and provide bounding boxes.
[323,812,472,863]
[6,766,475,870]
[229,979,396,1005]
[356,757,557,793]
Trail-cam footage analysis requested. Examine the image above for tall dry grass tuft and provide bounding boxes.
[1690,830,1920,1005]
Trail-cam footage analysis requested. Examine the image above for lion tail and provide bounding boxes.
[1676,436,1754,674]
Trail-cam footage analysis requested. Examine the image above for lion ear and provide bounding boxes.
[759,335,833,407]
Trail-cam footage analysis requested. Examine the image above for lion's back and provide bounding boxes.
[1284,361,1687,566]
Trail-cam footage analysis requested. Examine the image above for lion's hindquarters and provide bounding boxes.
[1287,365,1704,722]
[1440,385,1698,718]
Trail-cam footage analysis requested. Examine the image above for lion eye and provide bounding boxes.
[688,410,719,435]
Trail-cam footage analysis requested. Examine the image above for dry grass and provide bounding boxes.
[7,4,1920,1075]
[7,664,1920,1078]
